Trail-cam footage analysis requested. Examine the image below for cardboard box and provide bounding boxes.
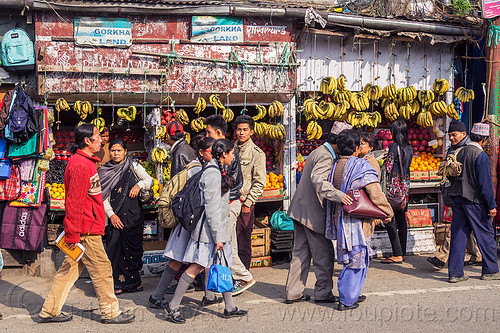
[50,199,65,210]
[259,188,286,198]
[406,209,433,228]
[250,256,271,268]
[410,171,429,181]
[428,170,441,180]
[434,224,450,246]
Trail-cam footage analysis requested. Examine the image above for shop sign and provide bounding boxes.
[191,16,243,43]
[483,0,500,18]
[74,17,132,47]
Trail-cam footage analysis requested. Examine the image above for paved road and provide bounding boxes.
[1,254,500,332]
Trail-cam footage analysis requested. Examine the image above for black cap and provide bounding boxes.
[448,121,466,133]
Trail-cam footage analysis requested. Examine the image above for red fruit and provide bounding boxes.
[56,156,62,160]
[420,140,427,146]
[161,120,167,125]
[419,146,425,151]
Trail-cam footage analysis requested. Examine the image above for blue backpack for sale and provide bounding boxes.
[0,28,35,72]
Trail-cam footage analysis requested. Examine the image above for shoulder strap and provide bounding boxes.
[397,146,404,176]
[453,146,465,157]
[323,143,336,159]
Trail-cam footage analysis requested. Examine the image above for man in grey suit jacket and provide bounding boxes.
[285,123,353,304]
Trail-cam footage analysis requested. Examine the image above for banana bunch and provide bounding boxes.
[306,121,323,141]
[193,97,207,114]
[74,101,93,120]
[185,132,191,144]
[416,110,434,127]
[348,111,369,127]
[117,106,137,122]
[429,101,447,117]
[90,117,106,132]
[384,102,399,122]
[190,117,206,132]
[363,83,383,101]
[366,112,382,128]
[268,124,285,139]
[320,77,337,95]
[411,100,420,116]
[174,109,189,125]
[397,86,417,103]
[222,108,234,123]
[333,100,350,120]
[399,103,412,120]
[253,104,267,121]
[209,94,225,111]
[417,90,435,107]
[337,76,346,90]
[333,89,352,104]
[151,147,168,163]
[155,125,167,139]
[454,87,475,103]
[447,104,460,120]
[303,99,319,121]
[317,101,336,120]
[433,79,450,96]
[254,122,270,137]
[350,92,370,111]
[268,100,284,118]
[55,98,71,112]
[382,84,398,99]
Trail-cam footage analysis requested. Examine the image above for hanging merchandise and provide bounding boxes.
[0,27,36,73]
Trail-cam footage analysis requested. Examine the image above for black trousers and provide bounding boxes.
[385,208,407,256]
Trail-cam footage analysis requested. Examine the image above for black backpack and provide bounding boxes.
[172,164,218,232]
[7,85,38,144]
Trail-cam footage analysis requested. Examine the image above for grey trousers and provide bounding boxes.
[285,221,334,301]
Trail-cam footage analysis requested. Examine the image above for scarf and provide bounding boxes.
[98,156,132,200]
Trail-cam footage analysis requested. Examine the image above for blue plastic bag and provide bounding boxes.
[270,211,294,231]
[206,250,233,293]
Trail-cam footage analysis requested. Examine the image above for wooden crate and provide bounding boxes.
[251,226,271,258]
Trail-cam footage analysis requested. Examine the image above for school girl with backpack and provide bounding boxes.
[149,138,247,323]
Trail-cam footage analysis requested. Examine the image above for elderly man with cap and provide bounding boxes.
[165,121,197,177]
[285,122,353,304]
[447,122,500,282]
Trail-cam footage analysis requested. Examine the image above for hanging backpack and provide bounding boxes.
[7,85,39,145]
[0,27,36,72]
[157,160,202,228]
[172,164,218,232]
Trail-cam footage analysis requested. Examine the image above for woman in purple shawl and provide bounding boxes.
[326,129,393,310]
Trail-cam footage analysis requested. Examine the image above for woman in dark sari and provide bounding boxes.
[99,138,154,295]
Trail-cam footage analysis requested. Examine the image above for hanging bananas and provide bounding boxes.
[209,94,225,111]
[306,121,323,141]
[454,87,475,103]
[174,109,190,125]
[151,147,168,163]
[320,77,337,95]
[268,100,284,118]
[193,97,207,114]
[366,112,382,128]
[55,98,71,112]
[185,132,191,144]
[416,110,434,127]
[222,108,234,123]
[316,101,336,120]
[90,117,106,133]
[303,99,319,121]
[333,100,350,121]
[447,104,460,120]
[417,90,435,107]
[428,101,448,117]
[432,79,450,96]
[190,117,206,132]
[363,83,383,101]
[74,101,93,120]
[253,105,267,121]
[384,102,399,122]
[254,123,285,139]
[337,75,346,90]
[399,103,412,120]
[333,90,352,104]
[397,86,417,103]
[347,111,370,128]
[410,100,420,116]
[117,106,137,122]
[382,84,397,99]
[155,125,167,139]
[350,92,370,111]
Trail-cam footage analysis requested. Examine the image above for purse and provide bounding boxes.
[343,188,388,219]
[206,249,234,293]
[0,163,21,201]
[270,211,294,231]
[138,188,154,205]
[386,146,407,210]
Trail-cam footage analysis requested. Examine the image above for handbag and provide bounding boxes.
[0,163,21,201]
[206,249,234,293]
[343,188,388,219]
[386,146,407,210]
[138,188,154,205]
[270,211,294,231]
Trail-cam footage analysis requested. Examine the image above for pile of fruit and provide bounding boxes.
[161,109,175,125]
[46,160,68,184]
[47,183,65,200]
[111,129,144,144]
[130,151,148,161]
[410,152,440,172]
[408,128,436,155]
[53,130,75,149]
[254,138,276,171]
[151,179,160,197]
[265,172,285,190]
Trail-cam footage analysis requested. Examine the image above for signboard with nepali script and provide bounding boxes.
[191,16,243,43]
[483,0,500,18]
[74,17,132,47]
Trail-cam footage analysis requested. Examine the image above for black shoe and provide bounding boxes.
[200,296,223,307]
[101,312,135,324]
[336,302,360,311]
[427,257,445,269]
[285,294,311,304]
[480,272,500,280]
[149,295,168,309]
[448,275,469,283]
[357,295,366,303]
[315,296,338,304]
[223,307,248,318]
[164,304,185,324]
[39,312,73,323]
[464,259,482,266]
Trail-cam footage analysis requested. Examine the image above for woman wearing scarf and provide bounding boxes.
[99,138,154,295]
[326,129,393,310]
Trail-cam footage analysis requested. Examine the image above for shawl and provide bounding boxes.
[98,156,132,200]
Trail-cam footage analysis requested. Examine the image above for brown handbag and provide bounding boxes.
[343,188,388,219]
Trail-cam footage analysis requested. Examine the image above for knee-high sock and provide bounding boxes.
[204,268,216,301]
[152,265,178,300]
[222,292,236,312]
[169,273,194,311]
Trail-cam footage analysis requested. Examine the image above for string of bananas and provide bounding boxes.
[384,102,399,122]
[253,104,267,121]
[156,125,167,139]
[333,100,350,121]
[347,111,370,127]
[320,77,337,95]
[222,108,234,123]
[429,101,447,117]
[417,90,435,107]
[416,110,434,127]
[254,123,285,139]
[382,84,397,99]
[55,98,71,112]
[337,75,346,90]
[447,104,460,120]
[174,109,189,125]
[363,83,383,101]
[90,117,106,133]
[209,94,225,111]
[411,100,420,116]
[397,86,417,103]
[74,101,93,120]
[317,101,336,120]
[303,99,319,121]
[306,121,323,141]
[432,79,450,96]
[350,92,370,111]
[151,147,168,163]
[190,117,206,132]
[454,87,475,103]
[333,89,352,104]
[268,100,284,118]
[365,112,382,128]
[193,97,207,114]
[399,103,412,120]
[117,106,137,122]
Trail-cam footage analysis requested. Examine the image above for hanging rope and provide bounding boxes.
[95,65,100,120]
[405,43,411,87]
[142,70,148,130]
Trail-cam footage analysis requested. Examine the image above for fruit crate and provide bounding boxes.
[428,170,442,181]
[251,226,271,258]
[50,198,65,210]
[260,187,286,198]
[410,171,429,181]
[250,256,271,268]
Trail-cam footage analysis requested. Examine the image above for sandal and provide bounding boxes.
[381,256,403,264]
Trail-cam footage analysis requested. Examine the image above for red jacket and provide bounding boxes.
[63,149,106,243]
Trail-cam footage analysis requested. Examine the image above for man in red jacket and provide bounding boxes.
[38,124,134,324]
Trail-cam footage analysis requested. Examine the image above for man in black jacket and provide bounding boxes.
[166,121,196,177]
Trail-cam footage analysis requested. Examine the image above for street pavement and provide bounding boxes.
[1,253,500,332]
